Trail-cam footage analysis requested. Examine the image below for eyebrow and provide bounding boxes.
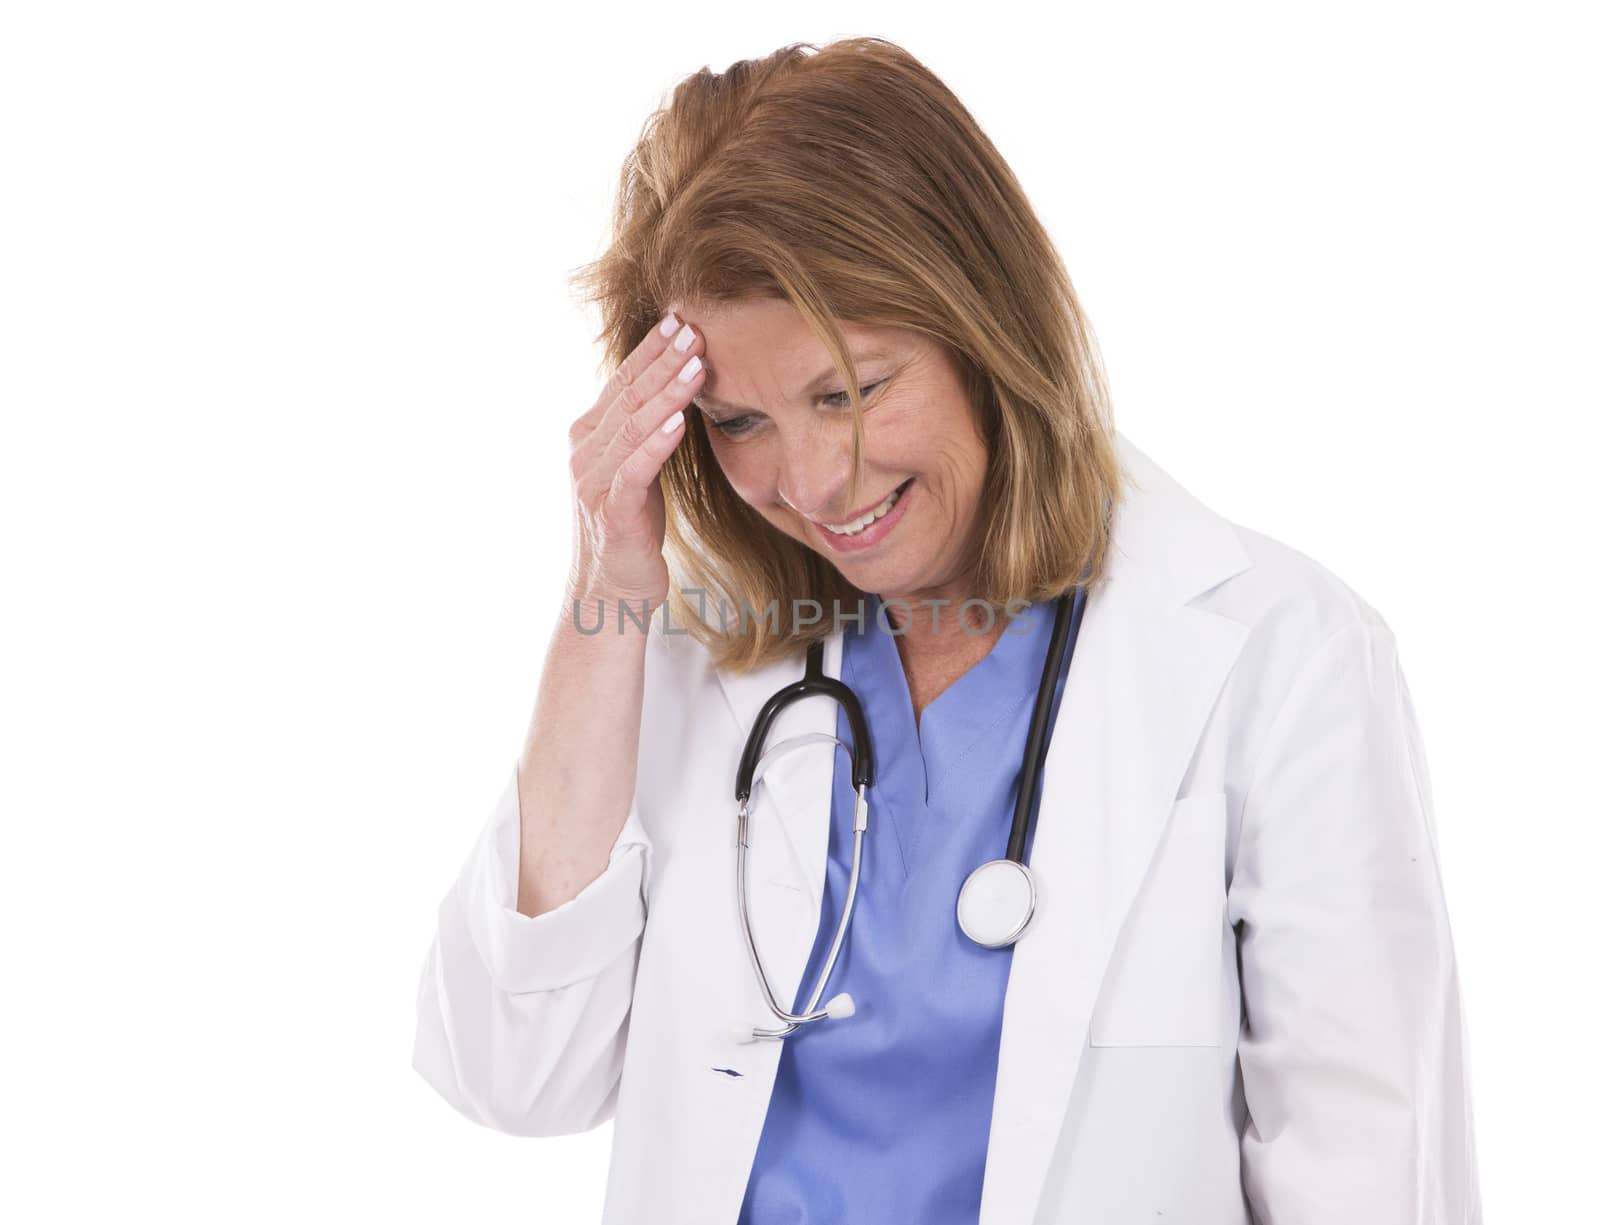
[692,348,896,417]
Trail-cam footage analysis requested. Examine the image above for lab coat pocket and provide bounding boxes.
[1089,790,1227,1048]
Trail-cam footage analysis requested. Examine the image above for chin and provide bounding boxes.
[833,550,926,592]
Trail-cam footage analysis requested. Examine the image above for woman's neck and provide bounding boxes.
[878,587,1008,724]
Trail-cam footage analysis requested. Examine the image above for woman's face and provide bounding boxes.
[676,296,990,606]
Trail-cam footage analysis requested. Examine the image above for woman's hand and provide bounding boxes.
[566,310,706,615]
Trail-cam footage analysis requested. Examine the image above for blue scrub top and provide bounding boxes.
[737,592,1071,1225]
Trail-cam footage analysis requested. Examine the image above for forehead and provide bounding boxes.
[675,297,906,354]
[673,298,918,409]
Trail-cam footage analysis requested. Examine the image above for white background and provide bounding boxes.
[3,2,1594,1220]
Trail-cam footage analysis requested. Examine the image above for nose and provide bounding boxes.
[776,430,852,522]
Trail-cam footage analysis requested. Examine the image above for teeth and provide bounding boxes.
[823,484,904,535]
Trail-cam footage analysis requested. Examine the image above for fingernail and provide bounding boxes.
[662,410,685,434]
[677,355,702,382]
[659,312,681,338]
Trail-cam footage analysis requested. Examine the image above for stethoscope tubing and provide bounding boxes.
[732,585,1086,1039]
[1006,584,1087,864]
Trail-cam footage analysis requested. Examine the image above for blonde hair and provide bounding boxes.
[568,37,1123,673]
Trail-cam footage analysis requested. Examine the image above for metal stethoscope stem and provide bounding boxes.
[736,735,867,1040]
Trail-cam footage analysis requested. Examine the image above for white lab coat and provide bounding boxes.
[412,432,1482,1224]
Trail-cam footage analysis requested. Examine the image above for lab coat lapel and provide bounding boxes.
[978,435,1253,1225]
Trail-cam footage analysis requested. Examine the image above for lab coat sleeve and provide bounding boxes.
[411,760,652,1137]
[1229,619,1481,1224]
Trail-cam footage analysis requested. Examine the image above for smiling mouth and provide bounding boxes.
[814,478,914,536]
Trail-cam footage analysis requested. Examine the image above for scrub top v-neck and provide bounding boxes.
[737,592,1070,1225]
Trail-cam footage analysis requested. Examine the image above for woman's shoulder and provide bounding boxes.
[1115,431,1394,657]
[1221,522,1392,644]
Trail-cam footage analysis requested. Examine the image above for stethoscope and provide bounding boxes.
[732,585,1088,1041]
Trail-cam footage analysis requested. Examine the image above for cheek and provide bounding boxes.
[706,438,769,506]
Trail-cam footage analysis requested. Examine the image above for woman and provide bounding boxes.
[411,38,1481,1224]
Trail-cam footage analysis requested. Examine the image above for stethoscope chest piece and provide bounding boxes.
[956,858,1038,949]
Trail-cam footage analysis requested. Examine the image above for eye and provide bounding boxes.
[818,380,885,409]
[705,379,885,438]
[708,414,757,438]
